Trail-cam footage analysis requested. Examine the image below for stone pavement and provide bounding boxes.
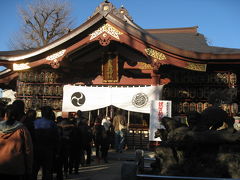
[38,149,155,180]
[61,149,154,180]
[65,161,122,180]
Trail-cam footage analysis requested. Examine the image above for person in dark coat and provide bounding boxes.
[24,109,36,143]
[32,106,59,180]
[59,118,80,175]
[101,116,112,163]
[93,116,105,162]
[12,99,26,122]
[201,95,229,130]
[201,104,229,130]
[78,115,93,166]
[54,117,64,180]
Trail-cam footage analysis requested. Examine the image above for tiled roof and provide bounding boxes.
[148,31,240,54]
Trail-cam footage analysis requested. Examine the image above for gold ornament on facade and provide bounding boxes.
[102,54,119,83]
[90,23,123,40]
[185,62,206,72]
[145,48,166,61]
[137,62,153,70]
[106,58,114,80]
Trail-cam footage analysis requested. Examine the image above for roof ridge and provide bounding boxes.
[89,0,133,22]
[145,26,198,34]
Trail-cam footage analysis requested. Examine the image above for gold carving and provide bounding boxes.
[102,54,118,83]
[107,58,114,80]
[185,62,207,72]
[13,63,30,71]
[137,62,153,70]
[90,23,123,40]
[145,48,166,61]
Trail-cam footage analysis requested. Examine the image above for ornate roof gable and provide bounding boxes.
[89,0,133,22]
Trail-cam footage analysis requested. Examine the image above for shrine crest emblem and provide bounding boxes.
[132,93,148,108]
[71,92,86,107]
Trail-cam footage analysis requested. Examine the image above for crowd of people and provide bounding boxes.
[152,100,240,178]
[0,100,128,180]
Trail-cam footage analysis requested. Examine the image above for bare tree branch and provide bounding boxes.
[9,0,73,50]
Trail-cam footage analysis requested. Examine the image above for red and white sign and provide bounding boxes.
[149,100,172,141]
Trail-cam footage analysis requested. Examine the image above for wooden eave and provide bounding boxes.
[0,13,105,62]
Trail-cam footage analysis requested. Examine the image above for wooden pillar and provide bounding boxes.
[151,70,160,86]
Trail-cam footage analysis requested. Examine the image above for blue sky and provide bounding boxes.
[0,0,239,51]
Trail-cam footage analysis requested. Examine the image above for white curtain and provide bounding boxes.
[62,85,163,113]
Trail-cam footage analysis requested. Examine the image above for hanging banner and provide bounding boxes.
[62,85,163,113]
[149,100,172,141]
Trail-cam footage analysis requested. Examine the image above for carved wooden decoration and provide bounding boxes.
[50,60,60,69]
[90,24,122,40]
[145,48,167,61]
[102,54,118,82]
[137,62,153,70]
[90,23,122,46]
[145,48,167,70]
[99,33,111,46]
[185,62,207,72]
[46,49,66,69]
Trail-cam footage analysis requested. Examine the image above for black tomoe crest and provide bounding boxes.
[71,92,86,107]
